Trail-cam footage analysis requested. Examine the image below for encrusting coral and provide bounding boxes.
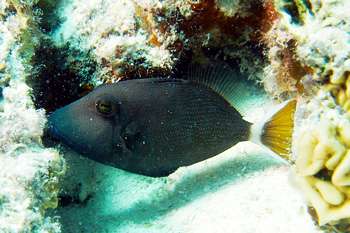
[0,82,66,233]
[0,0,65,232]
[297,119,350,231]
[30,0,285,114]
[272,0,350,105]
[49,0,277,85]
[262,18,313,99]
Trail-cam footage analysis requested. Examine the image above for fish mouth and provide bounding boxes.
[46,112,75,149]
[47,119,88,156]
[48,124,75,148]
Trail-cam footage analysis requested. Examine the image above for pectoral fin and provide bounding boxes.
[120,121,142,158]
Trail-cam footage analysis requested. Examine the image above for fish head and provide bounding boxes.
[47,85,128,166]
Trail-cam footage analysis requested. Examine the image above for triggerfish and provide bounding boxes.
[48,61,296,177]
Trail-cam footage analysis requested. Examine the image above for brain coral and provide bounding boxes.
[297,119,350,231]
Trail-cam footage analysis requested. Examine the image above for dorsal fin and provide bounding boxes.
[188,60,252,118]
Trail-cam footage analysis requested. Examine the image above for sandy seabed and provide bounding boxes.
[56,141,317,233]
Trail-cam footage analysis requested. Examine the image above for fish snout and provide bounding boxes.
[46,112,74,146]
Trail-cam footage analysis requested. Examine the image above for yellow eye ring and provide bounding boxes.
[96,100,117,117]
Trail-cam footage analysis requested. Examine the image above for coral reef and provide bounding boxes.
[29,0,284,113]
[7,0,350,232]
[0,0,65,232]
[0,0,42,87]
[0,83,66,233]
[274,0,350,82]
[0,0,289,231]
[273,0,350,104]
[46,0,275,84]
[271,0,350,230]
[0,148,65,232]
[1,0,294,231]
[291,88,350,231]
[262,18,313,99]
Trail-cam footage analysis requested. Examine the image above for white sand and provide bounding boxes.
[57,142,318,233]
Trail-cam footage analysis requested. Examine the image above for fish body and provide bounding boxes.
[49,78,251,176]
[48,63,296,177]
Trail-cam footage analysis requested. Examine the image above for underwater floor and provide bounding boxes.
[56,143,317,233]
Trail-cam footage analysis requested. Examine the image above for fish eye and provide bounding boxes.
[96,99,117,117]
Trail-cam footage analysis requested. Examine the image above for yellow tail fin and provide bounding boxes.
[250,100,297,162]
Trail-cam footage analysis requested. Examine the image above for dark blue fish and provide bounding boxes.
[48,62,296,177]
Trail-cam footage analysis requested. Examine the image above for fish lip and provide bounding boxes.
[48,124,75,147]
[47,113,75,148]
[49,124,90,156]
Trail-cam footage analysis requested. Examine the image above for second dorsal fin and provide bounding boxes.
[188,60,252,118]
